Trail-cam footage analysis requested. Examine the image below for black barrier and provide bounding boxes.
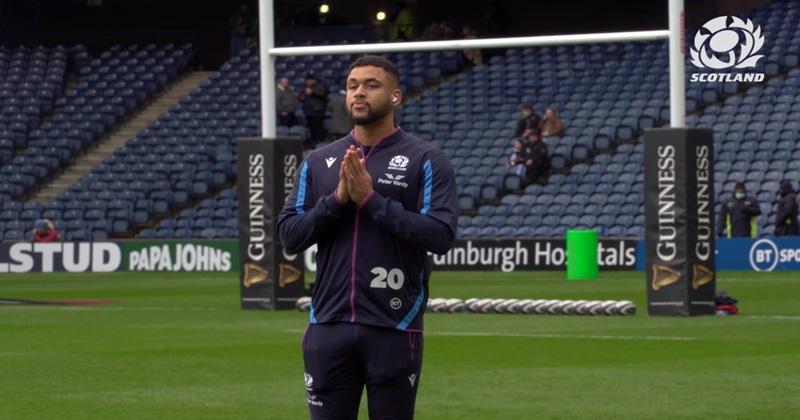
[236,138,305,310]
[644,128,716,316]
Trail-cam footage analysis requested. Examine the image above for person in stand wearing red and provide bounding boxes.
[31,219,60,243]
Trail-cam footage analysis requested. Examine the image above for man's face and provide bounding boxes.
[521,108,532,117]
[278,78,289,88]
[346,65,398,126]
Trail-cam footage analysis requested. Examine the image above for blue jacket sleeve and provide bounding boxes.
[745,198,761,216]
[361,149,458,254]
[776,195,796,225]
[278,159,351,253]
[717,202,730,237]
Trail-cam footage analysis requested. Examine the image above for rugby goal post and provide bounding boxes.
[241,0,713,313]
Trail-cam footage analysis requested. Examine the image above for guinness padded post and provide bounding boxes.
[644,128,716,316]
[237,138,305,310]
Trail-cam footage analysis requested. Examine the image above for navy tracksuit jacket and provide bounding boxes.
[278,128,458,332]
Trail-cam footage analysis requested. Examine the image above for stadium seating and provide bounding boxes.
[138,188,238,239]
[2,0,798,241]
[450,0,800,238]
[0,43,464,240]
[0,44,195,240]
[0,45,69,168]
[131,47,463,239]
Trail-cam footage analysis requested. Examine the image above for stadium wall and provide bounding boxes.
[0,240,237,273]
[3,237,800,273]
[637,237,800,272]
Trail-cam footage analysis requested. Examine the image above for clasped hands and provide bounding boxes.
[336,145,374,206]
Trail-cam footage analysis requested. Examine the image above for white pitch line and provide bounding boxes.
[0,306,222,312]
[284,329,695,341]
[419,331,695,341]
[717,277,797,282]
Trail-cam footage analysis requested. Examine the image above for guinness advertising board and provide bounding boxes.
[237,138,305,310]
[644,128,716,316]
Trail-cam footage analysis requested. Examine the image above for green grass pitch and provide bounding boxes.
[1,270,799,419]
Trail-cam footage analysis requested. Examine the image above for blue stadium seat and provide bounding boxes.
[4,229,24,240]
[139,228,157,239]
[607,226,626,237]
[497,226,516,237]
[461,226,480,237]
[479,226,499,238]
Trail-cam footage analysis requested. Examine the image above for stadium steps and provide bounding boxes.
[28,71,214,203]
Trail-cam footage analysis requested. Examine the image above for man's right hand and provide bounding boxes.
[336,149,351,203]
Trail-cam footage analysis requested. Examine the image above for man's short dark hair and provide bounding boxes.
[348,55,401,86]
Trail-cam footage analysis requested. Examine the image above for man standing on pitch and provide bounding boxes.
[278,55,458,420]
[717,182,761,238]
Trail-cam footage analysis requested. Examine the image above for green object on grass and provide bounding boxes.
[566,229,598,280]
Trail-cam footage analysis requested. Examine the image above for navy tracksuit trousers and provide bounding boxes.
[302,323,423,420]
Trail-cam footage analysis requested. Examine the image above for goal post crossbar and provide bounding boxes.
[267,30,670,57]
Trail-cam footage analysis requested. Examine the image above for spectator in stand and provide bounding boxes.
[461,24,483,65]
[389,4,414,41]
[244,7,258,47]
[718,182,761,238]
[327,89,351,139]
[228,4,254,57]
[484,1,509,37]
[507,138,529,180]
[276,76,298,127]
[539,106,564,138]
[523,131,550,184]
[514,102,541,138]
[299,72,328,148]
[31,219,60,243]
[420,18,442,40]
[775,180,799,236]
[439,21,457,40]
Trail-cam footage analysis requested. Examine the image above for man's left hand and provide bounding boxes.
[343,146,373,205]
